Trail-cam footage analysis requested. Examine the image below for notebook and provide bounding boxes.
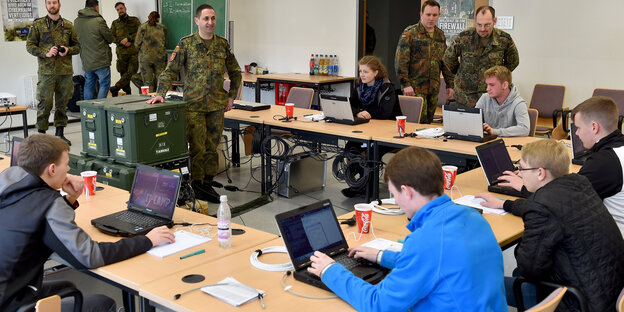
[443,105,497,143]
[275,199,388,291]
[319,94,369,126]
[570,122,591,165]
[10,136,23,167]
[232,100,271,111]
[475,139,528,198]
[91,164,181,236]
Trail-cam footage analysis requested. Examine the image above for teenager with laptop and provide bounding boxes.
[341,55,399,198]
[475,65,529,137]
[0,134,175,311]
[477,139,624,311]
[310,147,507,311]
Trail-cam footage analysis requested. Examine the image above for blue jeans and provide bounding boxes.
[84,67,111,100]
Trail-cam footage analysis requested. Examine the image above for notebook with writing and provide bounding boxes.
[91,164,181,236]
[443,105,497,143]
[275,199,387,291]
[475,139,528,198]
[570,122,591,165]
[320,94,369,126]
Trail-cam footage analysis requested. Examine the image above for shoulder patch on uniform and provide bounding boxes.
[169,51,177,62]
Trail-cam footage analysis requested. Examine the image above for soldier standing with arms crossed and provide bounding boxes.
[147,4,241,205]
[26,0,79,145]
[444,6,519,107]
[109,2,140,96]
[395,0,454,124]
[135,11,167,93]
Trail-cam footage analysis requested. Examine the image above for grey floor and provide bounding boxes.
[11,115,518,311]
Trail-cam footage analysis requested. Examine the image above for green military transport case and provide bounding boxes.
[68,153,93,175]
[106,99,188,166]
[78,95,152,159]
[83,158,137,191]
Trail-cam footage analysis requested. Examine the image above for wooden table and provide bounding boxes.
[0,105,29,138]
[140,228,403,312]
[255,73,354,107]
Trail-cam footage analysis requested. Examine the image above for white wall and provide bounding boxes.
[493,0,624,108]
[230,0,358,77]
[0,0,156,106]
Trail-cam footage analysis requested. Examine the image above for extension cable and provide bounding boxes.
[250,246,294,272]
[370,198,404,215]
[281,271,337,300]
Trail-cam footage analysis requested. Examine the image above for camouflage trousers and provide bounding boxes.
[114,53,138,92]
[139,59,167,93]
[36,74,72,130]
[453,88,481,108]
[186,110,224,181]
[414,92,439,124]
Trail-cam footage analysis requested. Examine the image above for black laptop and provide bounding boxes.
[570,123,591,165]
[10,137,23,167]
[275,199,388,291]
[320,94,369,126]
[475,139,528,198]
[91,164,181,236]
[443,105,497,143]
[232,100,271,111]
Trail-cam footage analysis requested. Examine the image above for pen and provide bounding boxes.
[415,128,426,131]
[303,114,312,117]
[180,249,205,259]
[397,238,404,243]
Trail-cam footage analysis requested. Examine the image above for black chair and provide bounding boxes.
[16,285,83,312]
[513,276,589,312]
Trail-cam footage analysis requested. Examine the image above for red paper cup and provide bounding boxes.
[141,86,149,95]
[244,65,250,73]
[80,171,97,196]
[285,103,294,118]
[354,203,373,234]
[442,165,458,190]
[396,116,407,137]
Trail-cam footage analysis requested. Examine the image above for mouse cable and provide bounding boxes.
[250,246,294,272]
[281,271,337,300]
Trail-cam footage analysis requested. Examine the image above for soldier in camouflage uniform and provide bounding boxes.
[26,0,79,145]
[444,6,519,107]
[135,11,167,93]
[110,2,140,96]
[147,4,241,205]
[395,0,454,124]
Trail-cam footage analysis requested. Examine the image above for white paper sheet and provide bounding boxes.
[147,230,211,258]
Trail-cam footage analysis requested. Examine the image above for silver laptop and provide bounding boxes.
[319,94,369,125]
[570,123,591,165]
[10,137,23,167]
[91,164,181,236]
[232,100,270,111]
[443,105,497,142]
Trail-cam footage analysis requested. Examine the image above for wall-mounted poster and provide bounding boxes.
[437,0,475,45]
[2,0,37,41]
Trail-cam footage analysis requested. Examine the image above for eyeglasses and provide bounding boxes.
[516,166,541,171]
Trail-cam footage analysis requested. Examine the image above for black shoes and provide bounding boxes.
[55,127,71,146]
[191,180,220,203]
[110,86,120,97]
[37,129,45,134]
[341,187,365,198]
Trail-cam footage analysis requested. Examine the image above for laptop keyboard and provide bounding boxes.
[334,254,362,270]
[114,211,162,227]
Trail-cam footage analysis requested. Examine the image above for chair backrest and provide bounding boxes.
[35,295,61,312]
[617,286,624,312]
[398,95,423,123]
[437,77,447,108]
[530,84,566,118]
[592,88,624,115]
[286,87,314,109]
[528,108,539,137]
[527,287,567,312]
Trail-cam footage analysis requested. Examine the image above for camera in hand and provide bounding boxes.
[56,45,66,54]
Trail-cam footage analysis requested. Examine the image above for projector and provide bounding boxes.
[0,93,16,106]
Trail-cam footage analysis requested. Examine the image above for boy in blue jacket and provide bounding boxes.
[308,146,507,311]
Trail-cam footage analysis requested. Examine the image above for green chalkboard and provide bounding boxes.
[160,0,227,50]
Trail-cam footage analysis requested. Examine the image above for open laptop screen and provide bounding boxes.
[277,200,344,264]
[10,137,23,167]
[128,165,180,218]
[476,139,516,183]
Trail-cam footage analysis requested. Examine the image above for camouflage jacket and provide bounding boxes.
[26,16,80,75]
[444,28,519,97]
[111,14,140,55]
[157,33,242,113]
[135,22,167,63]
[395,22,454,94]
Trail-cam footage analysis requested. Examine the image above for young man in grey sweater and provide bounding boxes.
[476,65,530,137]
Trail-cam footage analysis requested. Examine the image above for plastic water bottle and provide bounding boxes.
[309,54,315,75]
[314,54,319,75]
[328,55,334,76]
[217,195,232,248]
[333,55,339,76]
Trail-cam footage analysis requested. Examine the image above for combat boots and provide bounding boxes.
[37,129,45,134]
[191,179,220,204]
[55,127,71,146]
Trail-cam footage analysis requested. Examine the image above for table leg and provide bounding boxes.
[122,290,136,312]
[139,296,155,312]
[231,127,240,167]
[255,79,262,103]
[21,111,28,137]
[372,141,380,201]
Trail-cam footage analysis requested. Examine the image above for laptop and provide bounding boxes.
[10,137,23,167]
[91,164,181,236]
[475,139,528,198]
[275,199,388,291]
[443,105,497,143]
[319,94,369,125]
[570,122,591,165]
[232,100,271,111]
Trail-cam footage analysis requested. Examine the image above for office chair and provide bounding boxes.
[398,95,424,124]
